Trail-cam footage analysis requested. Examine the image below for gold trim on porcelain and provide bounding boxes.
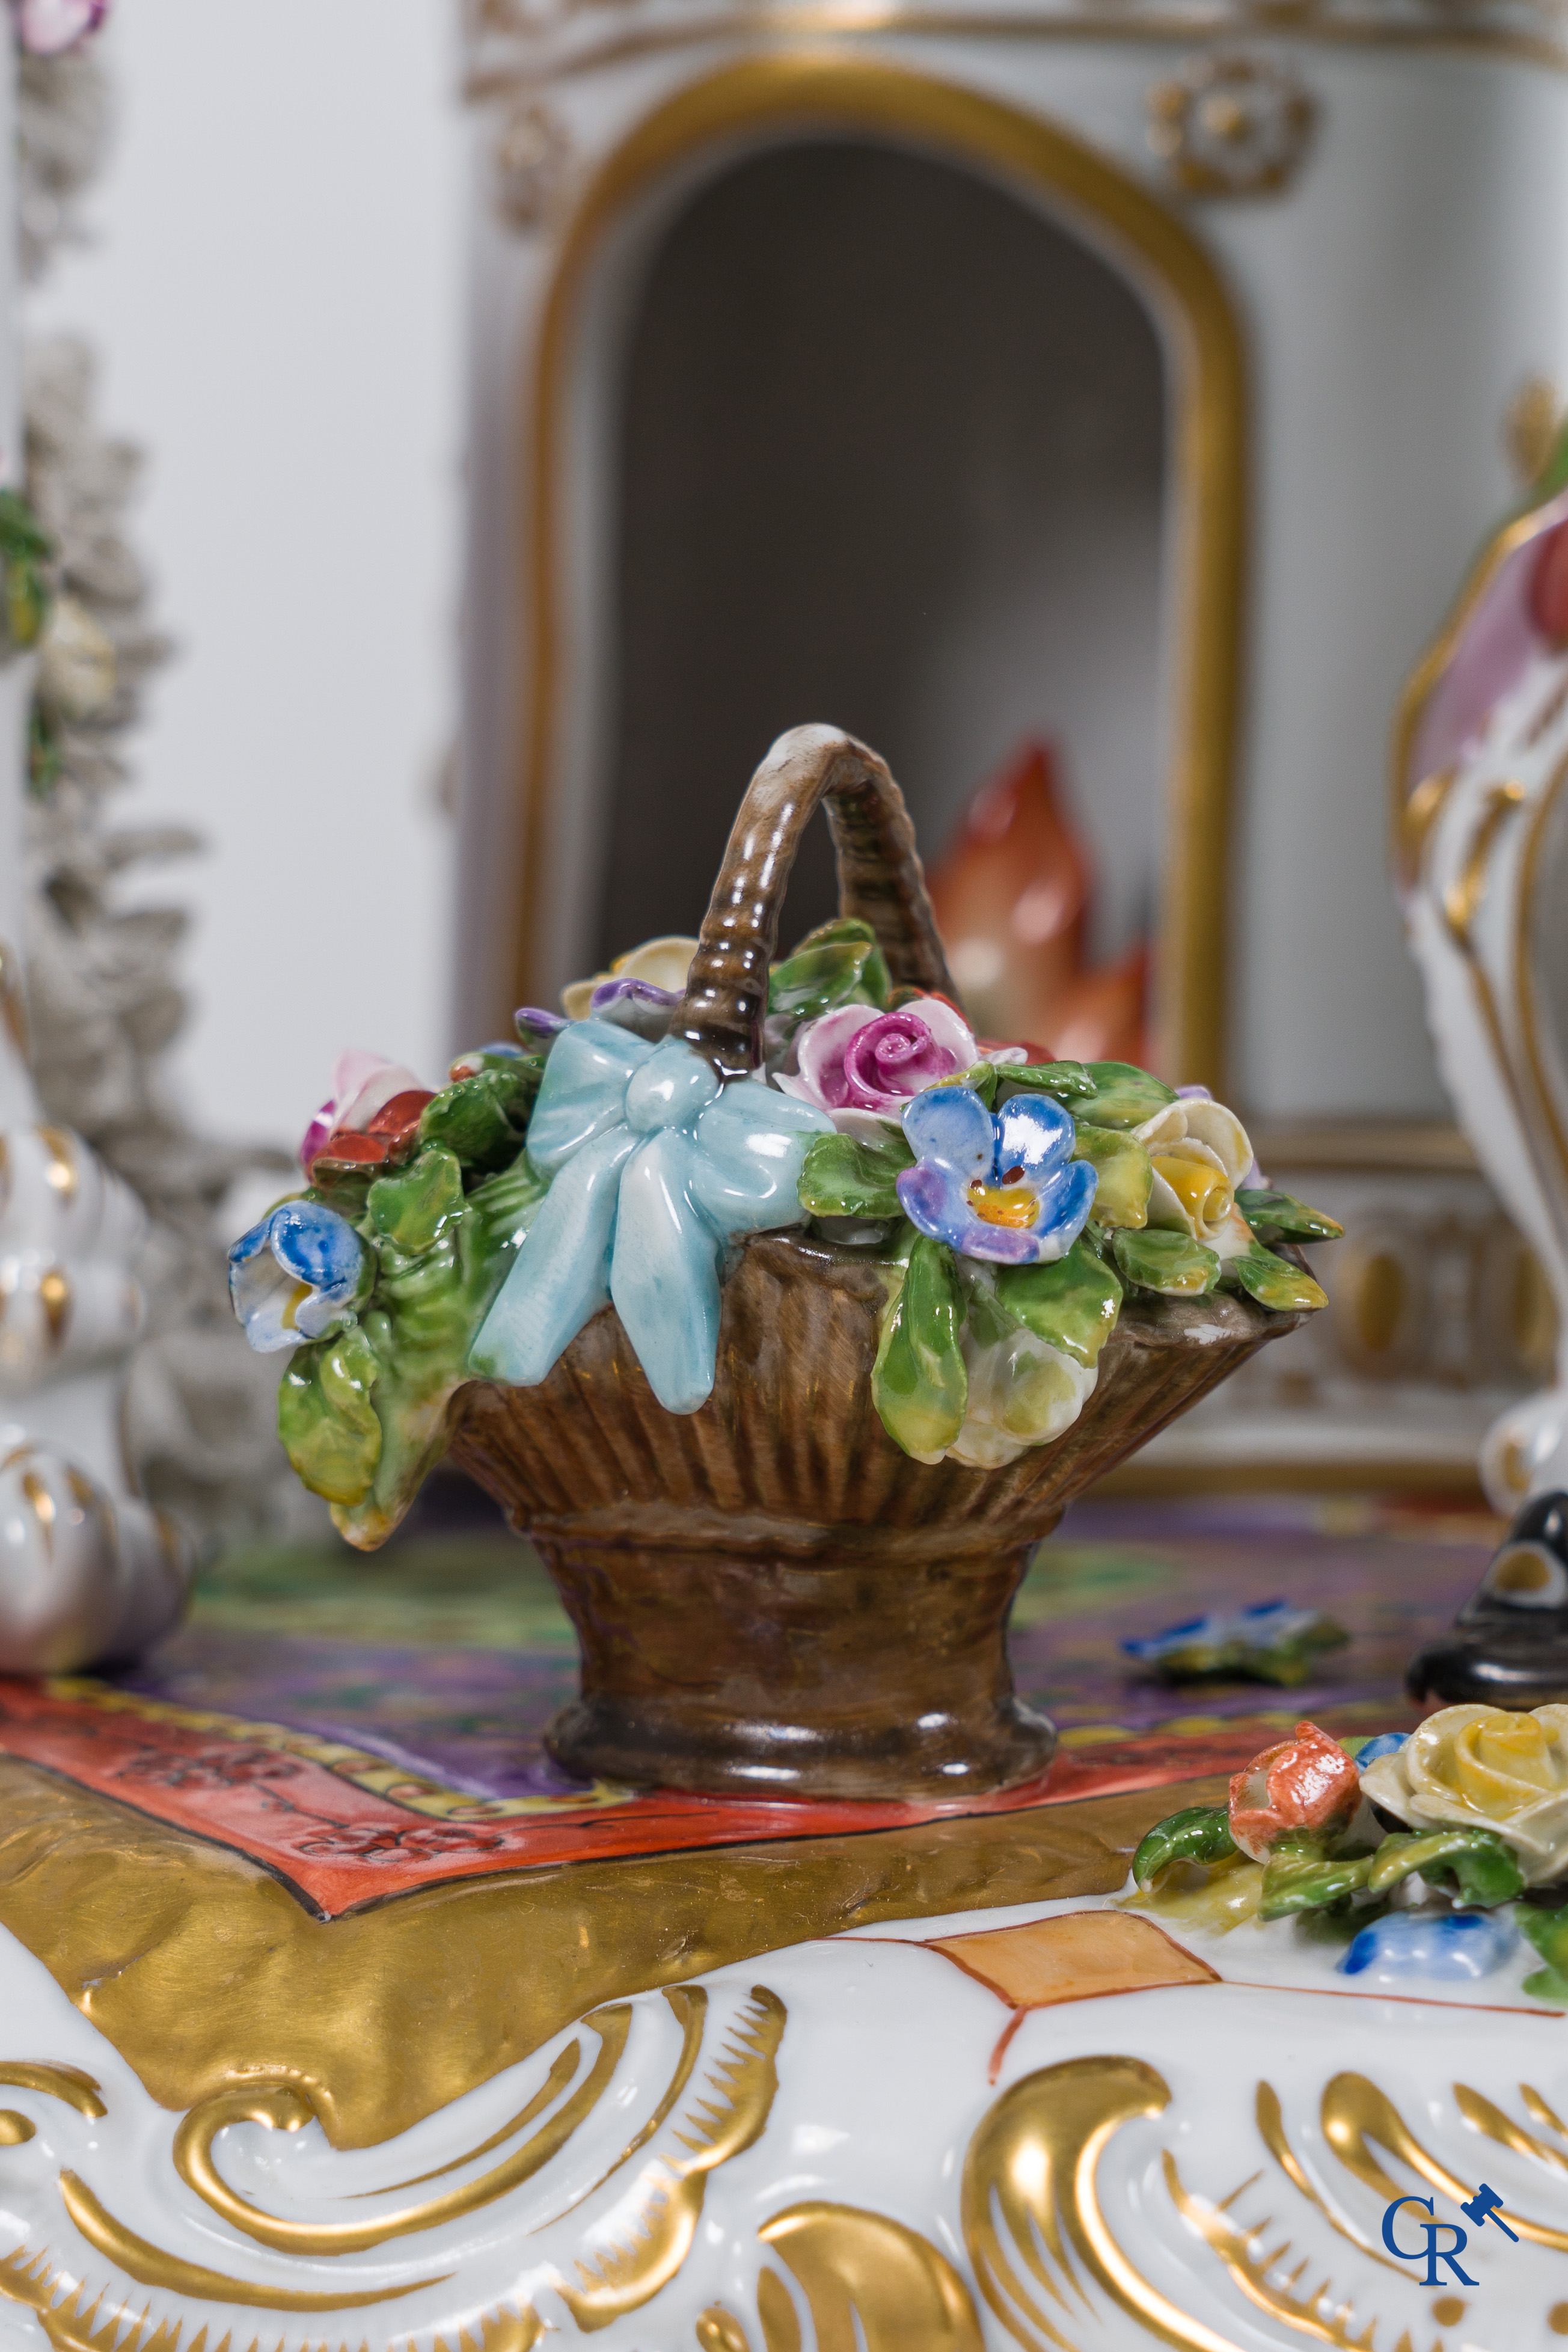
[13,1935,1566,2352]
[0,1753,1195,2148]
[172,2014,630,2255]
[467,7,1568,93]
[1444,776,1527,945]
[1391,481,1566,865]
[518,54,1248,1091]
[1514,744,1568,1210]
[57,2172,449,2312]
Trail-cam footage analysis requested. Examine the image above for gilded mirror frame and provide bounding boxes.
[512,54,1248,1091]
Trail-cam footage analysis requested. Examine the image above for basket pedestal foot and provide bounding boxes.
[534,1528,1056,1800]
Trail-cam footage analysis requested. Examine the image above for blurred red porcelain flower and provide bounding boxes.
[299,1049,432,1178]
[1228,1718,1361,1860]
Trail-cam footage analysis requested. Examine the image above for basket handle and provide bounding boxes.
[676,725,960,1077]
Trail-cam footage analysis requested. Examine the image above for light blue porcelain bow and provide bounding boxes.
[470,1022,833,1412]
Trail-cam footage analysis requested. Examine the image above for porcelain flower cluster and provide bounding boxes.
[1129,1706,1568,1995]
[230,920,1340,1541]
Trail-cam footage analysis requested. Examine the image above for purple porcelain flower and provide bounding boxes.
[515,1006,568,1040]
[776,994,978,1137]
[588,974,681,1040]
[896,1084,1097,1266]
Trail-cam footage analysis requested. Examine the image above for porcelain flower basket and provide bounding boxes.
[236,728,1332,1800]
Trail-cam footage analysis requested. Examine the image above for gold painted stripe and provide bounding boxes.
[172,2007,629,2255]
[1254,2081,1403,2276]
[35,1129,76,1204]
[1162,2148,1388,2351]
[1455,2081,1568,2180]
[1322,2071,1568,2253]
[533,1982,706,2228]
[0,2063,105,2119]
[372,2040,580,2193]
[58,2173,449,2309]
[1442,777,1525,946]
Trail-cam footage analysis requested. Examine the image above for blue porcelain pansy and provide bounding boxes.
[896,1083,1097,1266]
[470,1022,833,1413]
[1339,1908,1516,1984]
[228,1199,372,1352]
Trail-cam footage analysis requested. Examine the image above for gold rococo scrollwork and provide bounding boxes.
[0,1988,786,2352]
[464,0,1568,94]
[11,2020,1568,2351]
[721,2054,1568,2350]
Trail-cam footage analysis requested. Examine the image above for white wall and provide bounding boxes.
[26,0,466,1150]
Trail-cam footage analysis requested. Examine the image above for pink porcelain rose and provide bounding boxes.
[299,1049,430,1175]
[13,0,109,55]
[776,996,978,1139]
[1228,1719,1362,1861]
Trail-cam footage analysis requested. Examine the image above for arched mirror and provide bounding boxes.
[595,136,1167,985]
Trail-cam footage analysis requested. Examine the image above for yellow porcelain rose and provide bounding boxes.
[1360,1703,1568,1884]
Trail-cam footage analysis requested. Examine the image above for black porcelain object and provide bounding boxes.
[1407,1492,1568,1707]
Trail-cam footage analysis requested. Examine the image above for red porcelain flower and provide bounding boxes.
[299,1050,433,1178]
[1228,1718,1361,1861]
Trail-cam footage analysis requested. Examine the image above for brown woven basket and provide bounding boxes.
[447,727,1299,1799]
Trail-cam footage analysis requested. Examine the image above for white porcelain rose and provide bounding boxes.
[1360,1703,1568,1885]
[1135,1089,1255,1255]
[560,935,701,1028]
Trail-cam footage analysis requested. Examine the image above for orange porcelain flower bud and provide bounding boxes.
[1228,1719,1361,1861]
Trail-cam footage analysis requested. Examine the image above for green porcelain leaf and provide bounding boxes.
[1112,1225,1220,1296]
[328,1148,551,1548]
[304,1168,375,1222]
[1365,1827,1524,1907]
[769,917,891,1023]
[997,1060,1097,1101]
[367,1147,465,1257]
[1520,1905,1568,2002]
[960,1270,1017,1352]
[948,1062,999,1109]
[1070,1124,1153,1230]
[1071,1061,1178,1131]
[872,1232,967,1463]
[1259,1838,1374,1920]
[277,1323,382,1508]
[1133,1804,1237,1888]
[1236,1187,1345,1244]
[420,1058,541,1175]
[995,1238,1123,1369]
[1220,1245,1327,1314]
[797,1127,914,1219]
[462,1147,553,1270]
